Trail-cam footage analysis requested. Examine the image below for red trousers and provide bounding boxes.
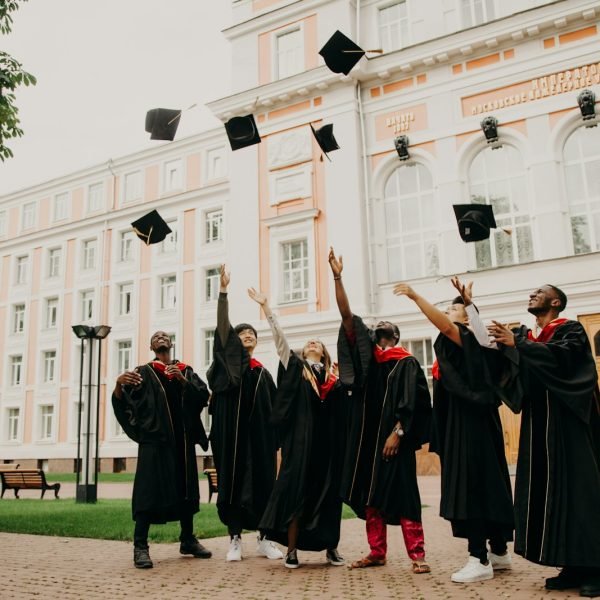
[365,506,425,561]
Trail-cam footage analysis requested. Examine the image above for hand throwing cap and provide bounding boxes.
[452,204,497,242]
[131,210,172,245]
[310,123,340,158]
[145,108,181,141]
[224,114,261,151]
[319,30,365,75]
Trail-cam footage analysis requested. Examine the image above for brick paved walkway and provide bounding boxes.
[0,477,580,599]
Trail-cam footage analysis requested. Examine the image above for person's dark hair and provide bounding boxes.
[451,296,479,313]
[546,285,567,312]
[234,323,257,338]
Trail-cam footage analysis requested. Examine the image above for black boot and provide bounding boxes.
[546,567,582,590]
[133,545,153,569]
[180,536,212,558]
[580,574,600,598]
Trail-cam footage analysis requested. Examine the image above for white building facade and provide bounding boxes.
[1,0,599,471]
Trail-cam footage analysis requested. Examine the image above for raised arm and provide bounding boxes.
[328,247,354,333]
[393,282,462,346]
[247,287,290,369]
[216,264,231,346]
[451,276,497,349]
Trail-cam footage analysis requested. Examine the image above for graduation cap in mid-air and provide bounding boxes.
[310,123,339,161]
[319,30,382,75]
[131,210,172,245]
[452,204,512,243]
[224,114,261,151]
[145,108,181,141]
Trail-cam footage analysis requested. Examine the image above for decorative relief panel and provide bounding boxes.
[269,164,312,206]
[267,128,312,170]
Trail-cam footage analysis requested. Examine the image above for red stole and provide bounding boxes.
[150,360,187,379]
[527,318,568,343]
[249,357,263,370]
[373,345,412,363]
[317,373,338,400]
[432,360,441,381]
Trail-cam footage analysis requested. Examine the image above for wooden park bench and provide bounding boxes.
[0,469,61,499]
[0,463,20,472]
[203,468,218,503]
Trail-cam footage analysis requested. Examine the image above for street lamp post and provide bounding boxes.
[71,324,111,503]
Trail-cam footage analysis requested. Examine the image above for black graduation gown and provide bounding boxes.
[112,363,209,523]
[207,326,278,531]
[337,315,432,525]
[259,353,344,551]
[431,325,518,541]
[506,320,600,568]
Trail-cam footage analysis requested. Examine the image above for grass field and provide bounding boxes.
[0,499,357,543]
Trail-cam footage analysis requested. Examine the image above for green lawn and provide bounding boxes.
[0,499,357,543]
[43,472,207,483]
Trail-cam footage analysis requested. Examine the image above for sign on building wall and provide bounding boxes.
[462,61,600,116]
[374,103,429,141]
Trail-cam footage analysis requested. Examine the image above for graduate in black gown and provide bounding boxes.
[394,278,519,583]
[489,285,600,597]
[207,265,282,562]
[248,287,346,570]
[329,249,432,573]
[112,331,212,569]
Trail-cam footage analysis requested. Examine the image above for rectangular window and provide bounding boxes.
[48,248,61,278]
[7,408,19,441]
[40,405,54,440]
[205,268,220,302]
[281,239,309,303]
[82,239,96,270]
[81,290,94,321]
[168,333,177,360]
[205,209,224,244]
[120,231,135,262]
[203,330,215,367]
[10,355,23,386]
[124,171,142,203]
[87,183,104,213]
[118,283,133,316]
[117,341,132,372]
[276,28,303,79]
[405,338,435,392]
[164,159,183,192]
[0,211,6,237]
[46,297,58,328]
[207,147,227,180]
[22,201,36,229]
[379,1,409,51]
[13,304,25,334]
[160,221,178,254]
[43,350,57,383]
[461,0,495,28]
[16,255,28,284]
[160,275,177,309]
[53,193,68,221]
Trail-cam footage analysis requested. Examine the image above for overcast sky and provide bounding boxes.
[0,0,232,195]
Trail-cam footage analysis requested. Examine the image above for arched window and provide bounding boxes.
[468,145,533,269]
[383,163,439,281]
[563,126,600,254]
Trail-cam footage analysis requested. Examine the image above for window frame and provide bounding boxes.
[15,255,28,285]
[6,407,20,442]
[10,354,23,387]
[12,303,25,334]
[87,182,104,214]
[159,274,177,310]
[80,290,94,322]
[43,350,57,384]
[22,201,37,230]
[205,208,224,244]
[39,405,55,442]
[377,0,410,52]
[82,239,97,271]
[47,247,62,278]
[123,170,143,204]
[45,297,59,329]
[273,23,305,80]
[205,267,220,303]
[163,158,184,194]
[459,0,496,28]
[53,192,69,222]
[280,239,310,304]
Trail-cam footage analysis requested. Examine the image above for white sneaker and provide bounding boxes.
[256,536,283,560]
[451,556,494,583]
[226,535,242,561]
[489,550,512,571]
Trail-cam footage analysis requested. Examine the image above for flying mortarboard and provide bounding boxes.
[452,204,512,243]
[145,108,181,141]
[224,114,261,151]
[319,30,382,75]
[310,123,339,161]
[131,210,172,245]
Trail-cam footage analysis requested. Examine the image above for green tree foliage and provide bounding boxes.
[0,0,36,161]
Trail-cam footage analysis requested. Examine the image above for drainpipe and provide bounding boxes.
[355,0,377,316]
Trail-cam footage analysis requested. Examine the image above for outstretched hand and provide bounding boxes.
[247,287,267,306]
[487,320,516,347]
[328,246,343,278]
[220,264,230,291]
[392,282,417,301]
[451,276,473,306]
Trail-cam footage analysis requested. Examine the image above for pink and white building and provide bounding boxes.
[1,0,599,472]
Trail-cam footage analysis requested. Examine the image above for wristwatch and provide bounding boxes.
[393,425,404,438]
